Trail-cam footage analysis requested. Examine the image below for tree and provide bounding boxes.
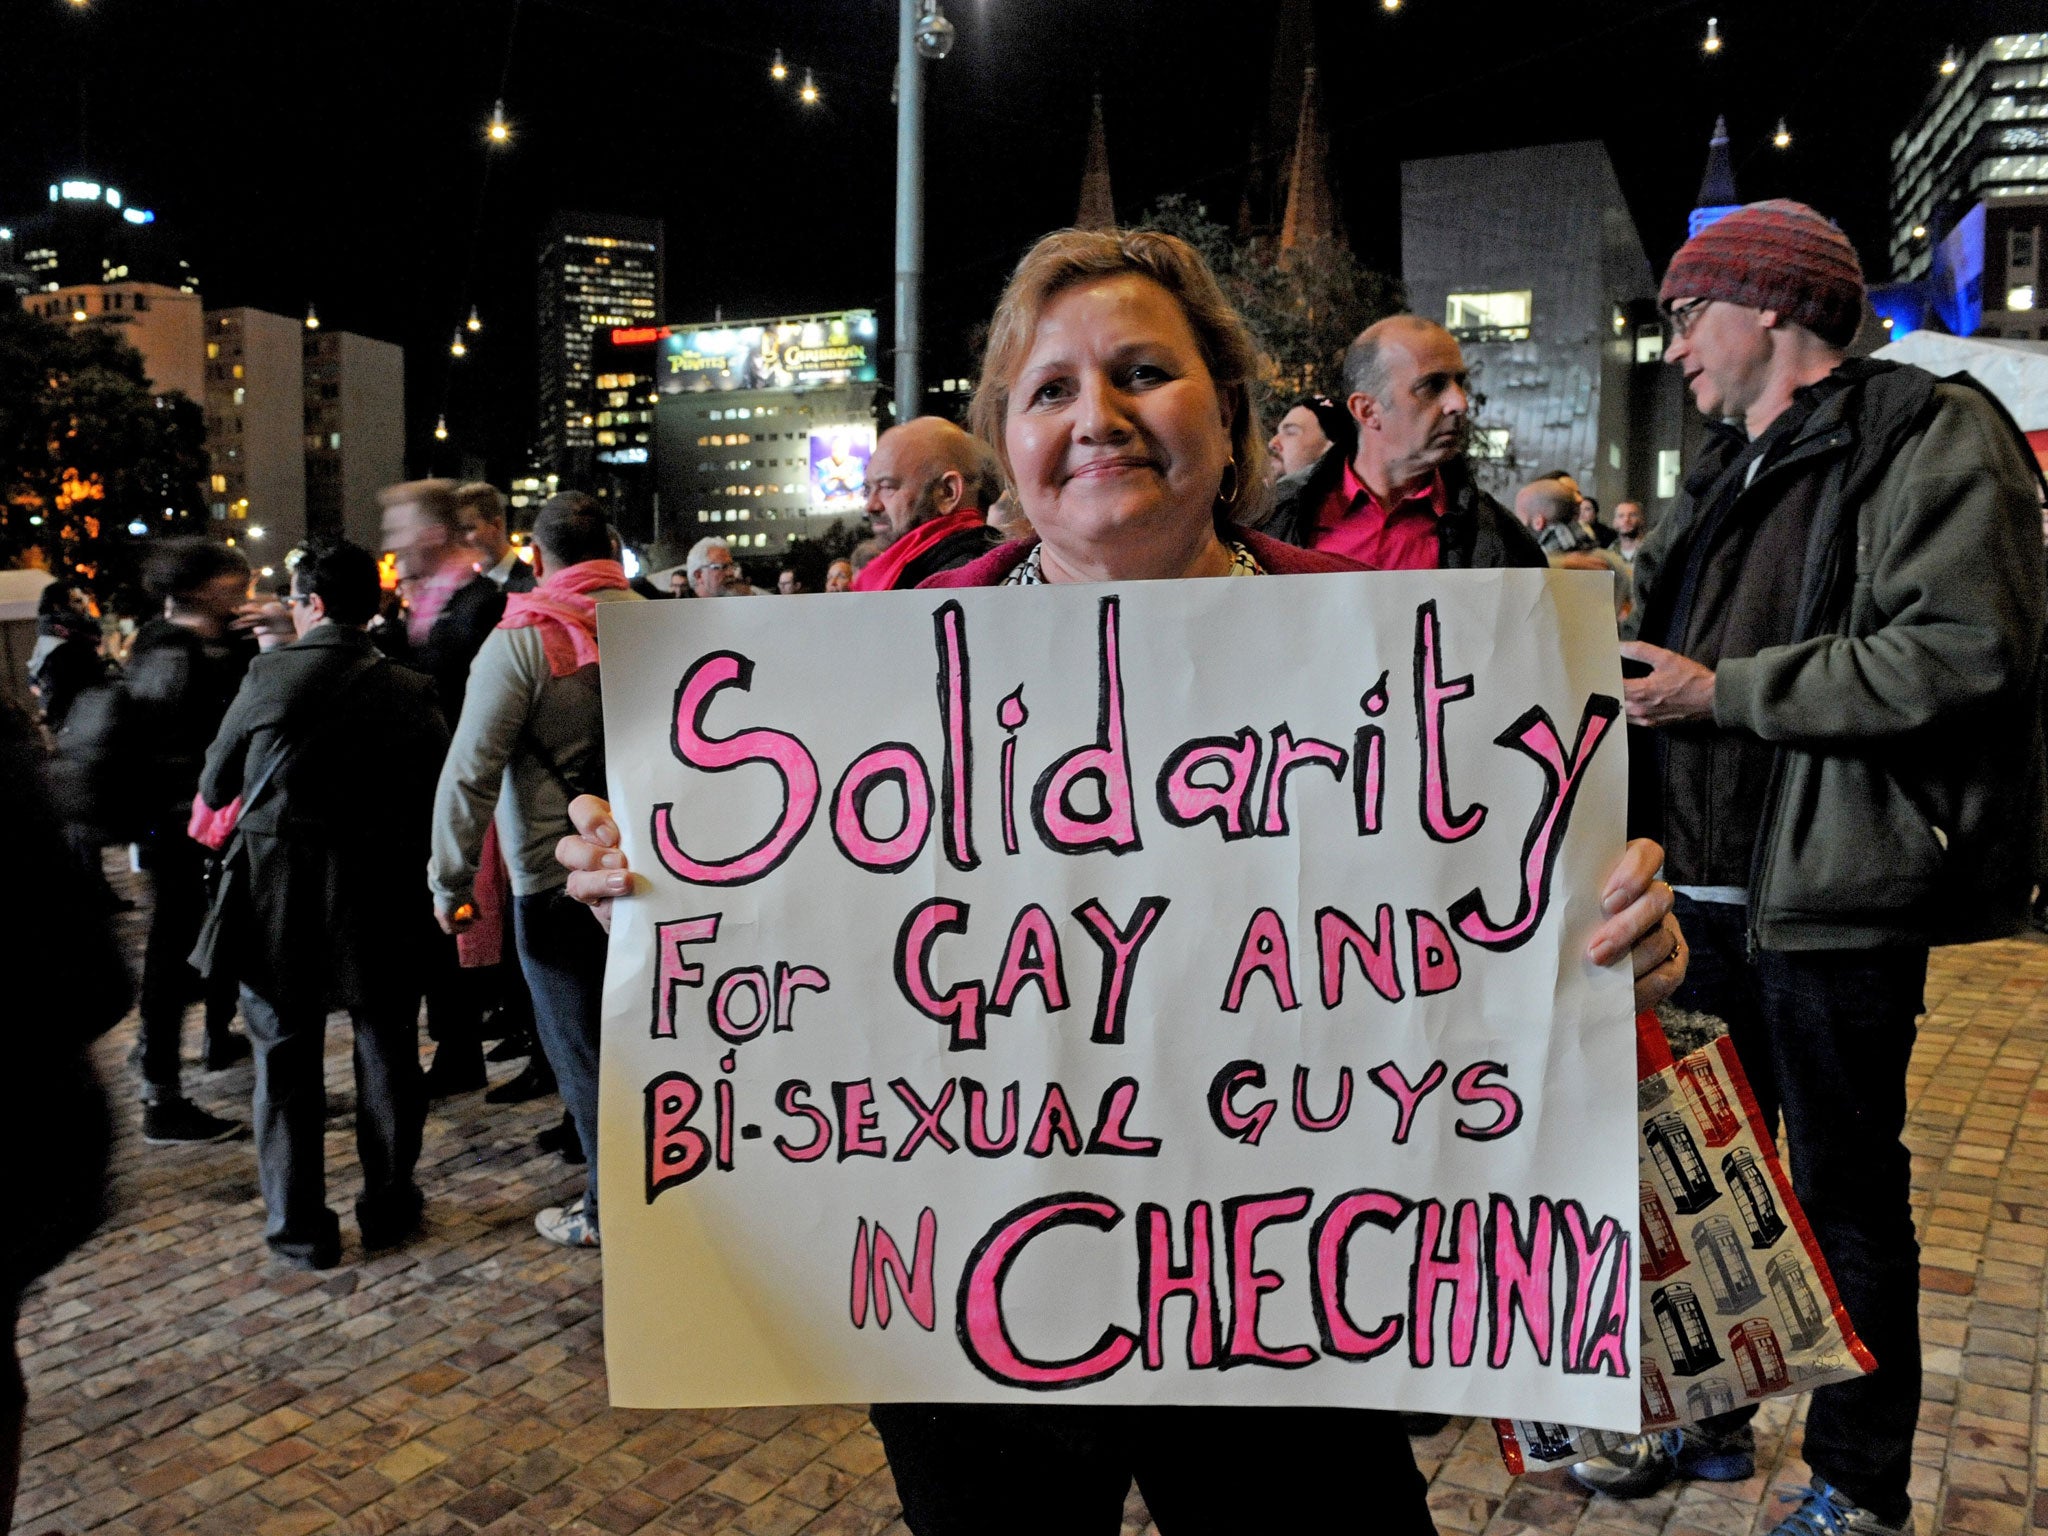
[1135,194,1403,420]
[0,307,211,580]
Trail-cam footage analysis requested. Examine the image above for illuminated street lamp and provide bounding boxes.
[434,415,449,442]
[486,100,512,145]
[305,303,320,331]
[1912,224,1928,240]
[1702,16,1722,54]
[799,69,820,105]
[450,330,468,358]
[1772,117,1791,150]
[466,304,482,333]
[770,48,788,81]
[1939,47,1959,76]
[1381,0,1400,10]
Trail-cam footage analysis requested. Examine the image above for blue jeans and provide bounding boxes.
[1671,895,1924,1527]
[514,890,605,1227]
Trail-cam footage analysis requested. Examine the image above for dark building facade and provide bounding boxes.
[0,177,196,295]
[1401,140,1689,519]
[1889,33,2048,282]
[535,211,663,489]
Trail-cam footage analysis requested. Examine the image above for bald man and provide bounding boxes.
[1266,315,1544,570]
[850,417,1006,591]
[1514,476,1597,555]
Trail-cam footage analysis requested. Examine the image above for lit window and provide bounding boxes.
[1656,448,1683,500]
[2010,286,2037,310]
[1471,427,1512,461]
[210,474,227,493]
[232,364,244,379]
[207,342,220,359]
[233,387,246,405]
[1444,291,1532,342]
[1635,327,1664,364]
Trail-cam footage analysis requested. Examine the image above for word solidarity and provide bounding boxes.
[598,572,1639,1424]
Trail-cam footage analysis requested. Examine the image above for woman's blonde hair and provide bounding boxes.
[968,227,1268,532]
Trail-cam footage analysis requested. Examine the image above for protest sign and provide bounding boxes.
[596,568,1639,1429]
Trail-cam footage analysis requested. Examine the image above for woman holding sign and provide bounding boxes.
[559,228,1686,1534]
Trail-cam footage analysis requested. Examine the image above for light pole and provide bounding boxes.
[895,0,954,419]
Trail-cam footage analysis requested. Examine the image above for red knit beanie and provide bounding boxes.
[1659,199,1865,347]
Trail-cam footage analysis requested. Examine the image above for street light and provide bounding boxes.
[1939,47,1959,76]
[450,330,468,358]
[486,100,512,145]
[1772,117,1791,150]
[799,69,820,105]
[1702,16,1722,54]
[304,303,320,331]
[896,0,955,416]
[466,305,482,333]
[434,415,449,441]
[770,48,788,81]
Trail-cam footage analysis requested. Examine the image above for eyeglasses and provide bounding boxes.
[1664,297,1713,342]
[286,593,313,607]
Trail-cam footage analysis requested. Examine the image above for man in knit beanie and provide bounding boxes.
[1571,200,2048,1536]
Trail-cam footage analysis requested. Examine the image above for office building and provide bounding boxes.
[1889,33,2048,281]
[4,177,204,397]
[1,177,197,293]
[1401,141,1687,515]
[22,281,205,400]
[648,310,882,561]
[305,329,406,551]
[536,211,663,487]
[203,309,308,552]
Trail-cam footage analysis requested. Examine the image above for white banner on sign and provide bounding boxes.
[596,569,1639,1431]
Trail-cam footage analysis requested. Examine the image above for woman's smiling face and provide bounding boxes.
[1003,273,1233,564]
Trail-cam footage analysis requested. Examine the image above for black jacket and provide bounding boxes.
[123,618,255,826]
[195,625,449,1013]
[1262,449,1547,570]
[894,522,1007,588]
[383,572,505,725]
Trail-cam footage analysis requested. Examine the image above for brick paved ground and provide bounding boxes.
[12,883,2048,1536]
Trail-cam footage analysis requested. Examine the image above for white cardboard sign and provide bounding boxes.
[596,569,1640,1431]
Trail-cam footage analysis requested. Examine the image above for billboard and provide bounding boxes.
[659,310,879,394]
[808,426,873,512]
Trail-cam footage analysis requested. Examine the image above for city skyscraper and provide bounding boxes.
[535,211,663,486]
[304,329,405,551]
[1889,33,2048,281]
[203,308,308,551]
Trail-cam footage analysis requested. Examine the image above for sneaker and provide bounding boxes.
[1765,1478,1907,1536]
[203,1031,253,1071]
[141,1097,242,1146]
[1569,1422,1755,1497]
[536,1198,599,1249]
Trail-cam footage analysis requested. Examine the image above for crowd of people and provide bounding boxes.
[8,195,2046,1536]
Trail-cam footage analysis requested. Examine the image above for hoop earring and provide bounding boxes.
[1216,457,1239,509]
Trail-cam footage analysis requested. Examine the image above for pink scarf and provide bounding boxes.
[851,509,988,593]
[499,559,629,677]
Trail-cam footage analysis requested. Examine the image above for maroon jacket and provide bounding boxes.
[917,529,1368,588]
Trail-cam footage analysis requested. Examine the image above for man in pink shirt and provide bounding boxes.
[1265,315,1546,573]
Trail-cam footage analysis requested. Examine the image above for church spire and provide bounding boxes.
[1076,93,1115,231]
[1696,114,1740,209]
[1688,113,1744,237]
[1279,65,1340,255]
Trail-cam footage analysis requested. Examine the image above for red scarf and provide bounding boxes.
[851,509,987,593]
[499,559,629,677]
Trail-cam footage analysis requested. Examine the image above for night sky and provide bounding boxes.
[4,0,2040,484]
